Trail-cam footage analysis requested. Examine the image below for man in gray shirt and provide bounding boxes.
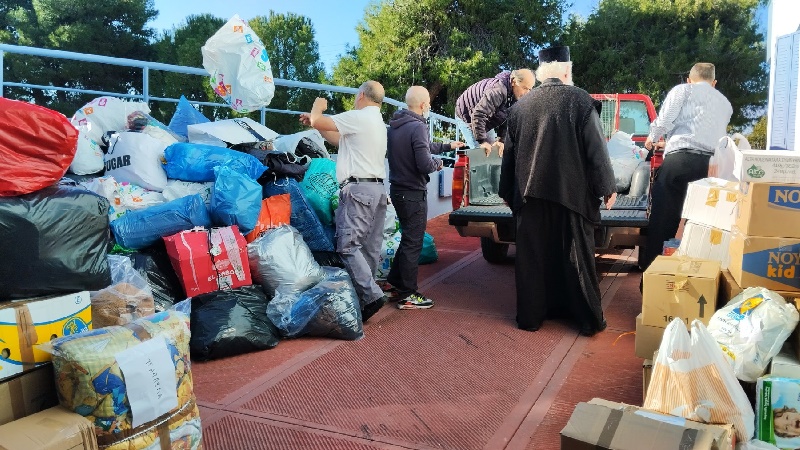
[641,63,733,273]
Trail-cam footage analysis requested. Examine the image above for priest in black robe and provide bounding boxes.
[499,45,617,336]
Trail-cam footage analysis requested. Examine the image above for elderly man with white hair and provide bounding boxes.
[499,45,616,336]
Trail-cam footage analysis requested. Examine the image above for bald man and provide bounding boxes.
[385,86,463,309]
[455,69,535,156]
[300,80,390,322]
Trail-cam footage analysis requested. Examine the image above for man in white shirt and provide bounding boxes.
[641,63,733,273]
[300,80,389,322]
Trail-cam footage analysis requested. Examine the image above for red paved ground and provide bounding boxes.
[194,215,645,449]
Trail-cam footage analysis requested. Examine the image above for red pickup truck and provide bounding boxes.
[448,93,660,265]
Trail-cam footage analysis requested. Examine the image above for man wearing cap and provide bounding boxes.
[499,46,616,336]
[455,69,535,156]
[640,63,733,274]
[300,80,390,322]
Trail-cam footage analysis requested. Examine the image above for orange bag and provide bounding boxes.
[245,194,291,242]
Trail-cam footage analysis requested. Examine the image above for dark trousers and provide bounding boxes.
[515,197,605,332]
[387,189,428,296]
[642,151,711,271]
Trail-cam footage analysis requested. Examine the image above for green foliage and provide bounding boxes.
[747,115,767,148]
[563,0,767,129]
[1,0,157,115]
[332,0,567,117]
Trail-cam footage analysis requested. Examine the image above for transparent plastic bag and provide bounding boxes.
[267,267,363,340]
[708,287,799,382]
[91,255,155,328]
[644,318,755,441]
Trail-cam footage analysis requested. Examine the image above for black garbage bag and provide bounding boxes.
[0,183,111,299]
[126,242,185,312]
[190,285,280,361]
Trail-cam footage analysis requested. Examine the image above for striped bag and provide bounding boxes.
[644,318,755,442]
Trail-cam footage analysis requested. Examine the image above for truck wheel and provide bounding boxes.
[481,237,509,264]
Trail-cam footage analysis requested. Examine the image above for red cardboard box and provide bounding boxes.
[164,226,252,297]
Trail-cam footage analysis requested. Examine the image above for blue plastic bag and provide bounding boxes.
[211,165,262,234]
[299,158,338,226]
[168,96,211,138]
[164,142,267,182]
[262,178,335,252]
[110,194,211,249]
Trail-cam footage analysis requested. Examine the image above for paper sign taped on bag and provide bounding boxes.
[115,337,179,428]
[735,182,800,239]
[0,292,91,381]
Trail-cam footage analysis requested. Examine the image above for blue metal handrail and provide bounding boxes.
[0,44,459,141]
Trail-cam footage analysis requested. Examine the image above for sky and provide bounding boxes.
[150,0,600,73]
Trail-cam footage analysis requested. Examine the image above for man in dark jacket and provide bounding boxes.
[456,69,535,157]
[499,46,616,336]
[386,86,463,309]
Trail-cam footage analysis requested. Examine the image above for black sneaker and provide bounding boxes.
[361,296,388,323]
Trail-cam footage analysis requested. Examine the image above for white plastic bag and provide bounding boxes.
[708,287,798,382]
[710,134,750,181]
[273,130,329,158]
[70,96,150,144]
[607,131,644,192]
[69,129,105,175]
[80,176,165,221]
[105,131,169,191]
[201,14,275,112]
[737,440,780,450]
[644,318,755,442]
[162,180,214,205]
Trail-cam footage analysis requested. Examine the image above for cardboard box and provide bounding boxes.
[0,292,91,381]
[635,313,666,359]
[676,221,732,269]
[681,178,739,231]
[770,346,800,379]
[756,376,800,448]
[642,256,720,328]
[729,233,800,292]
[164,226,252,297]
[187,117,279,147]
[0,406,98,450]
[0,364,58,426]
[735,182,800,239]
[734,148,800,184]
[560,398,735,450]
[642,359,653,405]
[719,270,744,308]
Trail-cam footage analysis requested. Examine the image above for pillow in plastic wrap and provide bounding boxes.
[261,177,335,252]
[268,267,363,340]
[43,310,201,450]
[247,225,324,296]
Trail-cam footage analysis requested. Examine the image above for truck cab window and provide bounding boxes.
[619,100,651,136]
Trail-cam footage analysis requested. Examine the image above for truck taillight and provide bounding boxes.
[452,153,468,209]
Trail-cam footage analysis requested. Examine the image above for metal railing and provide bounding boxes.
[0,44,460,142]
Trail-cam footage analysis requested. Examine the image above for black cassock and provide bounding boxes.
[499,79,616,335]
[514,197,605,334]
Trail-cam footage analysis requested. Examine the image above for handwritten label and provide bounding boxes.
[115,337,179,427]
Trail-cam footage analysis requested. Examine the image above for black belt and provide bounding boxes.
[341,177,384,188]
[669,148,713,157]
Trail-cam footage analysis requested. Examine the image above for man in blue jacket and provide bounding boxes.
[386,86,463,309]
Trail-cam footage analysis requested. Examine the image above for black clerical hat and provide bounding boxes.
[538,46,570,63]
